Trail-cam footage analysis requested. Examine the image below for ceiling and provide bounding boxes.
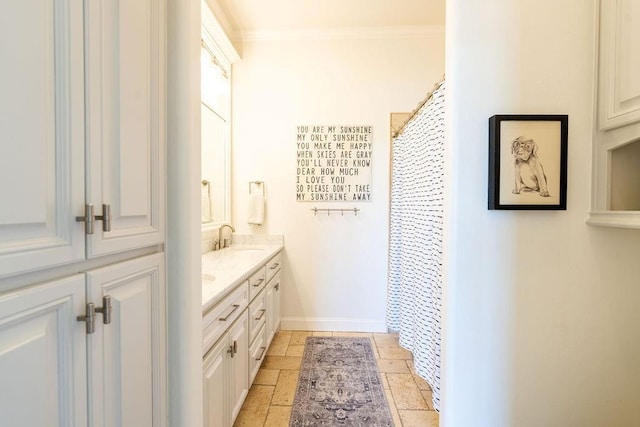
[213,0,446,33]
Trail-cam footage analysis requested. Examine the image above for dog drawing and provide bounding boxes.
[511,136,550,197]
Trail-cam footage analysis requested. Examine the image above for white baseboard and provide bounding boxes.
[280,317,388,333]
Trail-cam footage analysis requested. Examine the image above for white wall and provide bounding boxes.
[443,1,640,426]
[232,31,445,331]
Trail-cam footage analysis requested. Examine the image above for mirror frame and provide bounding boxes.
[201,1,240,232]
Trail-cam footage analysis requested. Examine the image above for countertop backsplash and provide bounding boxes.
[231,234,284,246]
[201,229,283,254]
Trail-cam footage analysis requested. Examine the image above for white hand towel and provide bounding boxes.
[201,186,212,222]
[247,193,265,225]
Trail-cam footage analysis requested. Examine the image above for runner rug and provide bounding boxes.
[290,337,395,426]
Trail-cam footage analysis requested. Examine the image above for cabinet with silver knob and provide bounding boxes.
[0,253,166,427]
[0,0,165,279]
[202,279,249,427]
[203,308,248,427]
[0,0,167,425]
[202,248,283,426]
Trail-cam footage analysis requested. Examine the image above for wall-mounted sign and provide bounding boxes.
[296,125,373,202]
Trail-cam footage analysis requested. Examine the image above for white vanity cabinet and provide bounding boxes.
[228,313,249,422]
[0,253,166,427]
[248,289,267,384]
[202,334,230,427]
[203,312,249,427]
[202,247,283,426]
[0,0,165,278]
[203,290,249,427]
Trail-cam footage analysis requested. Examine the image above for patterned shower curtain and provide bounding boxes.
[387,80,445,411]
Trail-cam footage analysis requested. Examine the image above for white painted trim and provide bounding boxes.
[236,25,445,43]
[201,0,240,63]
[586,211,640,229]
[166,0,203,426]
[280,317,388,333]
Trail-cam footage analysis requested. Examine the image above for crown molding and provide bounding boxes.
[202,0,241,62]
[234,25,445,43]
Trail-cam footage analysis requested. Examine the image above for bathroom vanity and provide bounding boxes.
[201,242,283,427]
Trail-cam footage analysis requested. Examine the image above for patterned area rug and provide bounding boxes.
[290,337,395,426]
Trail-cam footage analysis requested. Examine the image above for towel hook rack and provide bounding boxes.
[311,208,360,216]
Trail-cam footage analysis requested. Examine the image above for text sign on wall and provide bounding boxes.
[296,125,373,202]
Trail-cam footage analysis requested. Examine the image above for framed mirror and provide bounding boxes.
[200,2,238,230]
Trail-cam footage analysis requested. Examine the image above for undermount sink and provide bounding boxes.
[202,273,216,281]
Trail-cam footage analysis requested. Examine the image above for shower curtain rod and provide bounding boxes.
[393,76,445,139]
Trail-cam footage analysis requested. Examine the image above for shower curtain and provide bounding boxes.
[387,80,445,411]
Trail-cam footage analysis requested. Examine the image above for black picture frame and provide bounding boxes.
[488,114,568,210]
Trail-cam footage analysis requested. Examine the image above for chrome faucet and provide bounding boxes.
[218,224,235,249]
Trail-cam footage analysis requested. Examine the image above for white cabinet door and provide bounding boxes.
[265,282,276,345]
[0,275,87,426]
[87,253,166,427]
[266,274,281,346]
[229,311,249,424]
[203,335,230,427]
[84,0,165,257]
[598,0,640,130]
[203,311,248,427]
[0,0,85,278]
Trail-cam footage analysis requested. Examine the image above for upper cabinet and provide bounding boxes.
[0,0,86,277]
[588,0,640,228]
[85,0,165,256]
[0,0,165,278]
[597,0,640,131]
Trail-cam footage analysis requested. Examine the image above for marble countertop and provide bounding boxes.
[202,242,283,313]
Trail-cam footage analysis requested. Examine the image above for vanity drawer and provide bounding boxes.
[248,266,266,301]
[266,252,282,284]
[249,323,267,385]
[249,289,266,344]
[202,283,248,356]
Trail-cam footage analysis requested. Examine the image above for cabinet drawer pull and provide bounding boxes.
[275,283,280,291]
[77,303,96,334]
[76,204,112,234]
[269,263,280,270]
[252,278,264,287]
[76,204,95,234]
[219,304,240,321]
[254,309,266,321]
[255,346,266,361]
[233,340,238,354]
[95,204,112,232]
[95,295,112,325]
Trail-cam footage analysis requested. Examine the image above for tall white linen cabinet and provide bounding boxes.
[0,0,167,426]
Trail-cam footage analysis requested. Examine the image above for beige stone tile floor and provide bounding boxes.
[233,330,439,427]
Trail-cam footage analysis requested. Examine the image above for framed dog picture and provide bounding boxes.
[488,114,568,210]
